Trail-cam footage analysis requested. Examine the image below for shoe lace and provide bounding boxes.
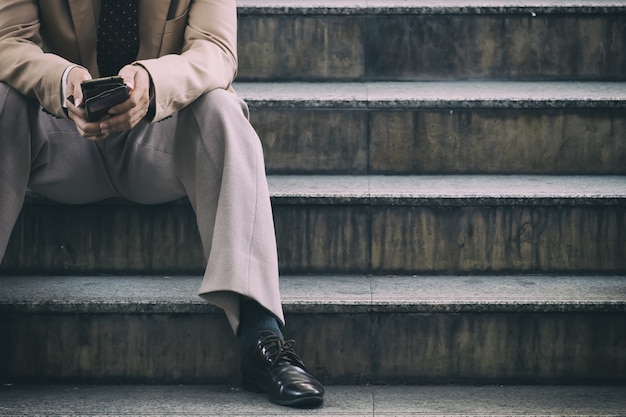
[256,331,307,370]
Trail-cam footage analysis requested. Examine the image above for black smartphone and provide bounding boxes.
[81,76,129,122]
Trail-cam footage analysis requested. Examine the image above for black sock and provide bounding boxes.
[238,299,283,350]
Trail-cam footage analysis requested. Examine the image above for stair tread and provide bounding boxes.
[0,384,625,416]
[238,0,626,14]
[23,175,626,206]
[268,175,626,203]
[1,275,624,314]
[234,81,626,109]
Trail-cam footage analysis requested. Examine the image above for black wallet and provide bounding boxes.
[81,76,129,122]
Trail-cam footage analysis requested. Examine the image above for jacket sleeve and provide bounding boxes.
[0,0,74,117]
[136,0,238,122]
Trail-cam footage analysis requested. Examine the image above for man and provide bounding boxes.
[0,0,324,408]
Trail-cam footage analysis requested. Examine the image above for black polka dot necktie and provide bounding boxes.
[97,0,140,77]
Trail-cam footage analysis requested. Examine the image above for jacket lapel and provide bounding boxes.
[67,0,99,74]
[137,0,172,60]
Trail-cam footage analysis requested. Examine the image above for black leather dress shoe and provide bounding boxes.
[241,331,324,407]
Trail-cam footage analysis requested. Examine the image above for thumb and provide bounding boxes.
[119,65,137,91]
[67,67,92,107]
[71,83,84,107]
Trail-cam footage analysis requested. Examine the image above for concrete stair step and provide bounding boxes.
[3,175,625,274]
[236,1,626,82]
[1,275,625,384]
[275,175,626,274]
[235,81,626,174]
[1,384,625,416]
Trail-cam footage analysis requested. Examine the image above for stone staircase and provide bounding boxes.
[1,1,625,415]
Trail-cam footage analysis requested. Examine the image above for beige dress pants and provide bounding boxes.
[0,83,284,333]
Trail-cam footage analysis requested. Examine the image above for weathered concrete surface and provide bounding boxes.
[238,15,364,81]
[2,176,625,274]
[1,201,205,274]
[237,4,626,81]
[252,109,368,174]
[1,384,626,416]
[368,109,626,174]
[238,81,626,109]
[238,0,626,15]
[237,82,626,174]
[369,204,625,274]
[253,108,626,175]
[373,312,626,384]
[1,275,624,384]
[2,275,625,315]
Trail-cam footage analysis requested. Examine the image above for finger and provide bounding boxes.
[84,133,109,142]
[98,65,151,133]
[79,124,106,139]
[68,103,106,138]
[66,102,92,130]
[108,77,148,115]
[99,111,136,134]
[76,124,105,141]
[66,99,87,119]
[102,95,148,132]
[107,98,135,116]
[121,64,151,99]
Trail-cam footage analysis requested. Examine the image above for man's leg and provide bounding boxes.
[173,90,323,407]
[105,89,283,332]
[0,84,31,259]
[174,89,284,333]
[0,83,116,261]
[109,88,323,407]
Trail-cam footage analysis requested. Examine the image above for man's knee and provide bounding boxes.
[0,82,25,113]
[0,83,31,188]
[173,88,263,178]
[0,81,13,98]
[0,83,31,148]
[189,88,250,121]
[0,83,41,131]
[178,88,260,152]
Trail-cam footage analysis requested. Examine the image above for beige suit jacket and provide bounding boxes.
[0,0,238,121]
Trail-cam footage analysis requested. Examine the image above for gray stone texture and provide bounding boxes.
[1,385,625,416]
[237,2,626,81]
[3,176,625,274]
[235,82,626,174]
[1,275,624,384]
[1,1,625,408]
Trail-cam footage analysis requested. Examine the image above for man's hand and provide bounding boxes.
[65,65,151,141]
[99,65,151,136]
[65,66,109,141]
